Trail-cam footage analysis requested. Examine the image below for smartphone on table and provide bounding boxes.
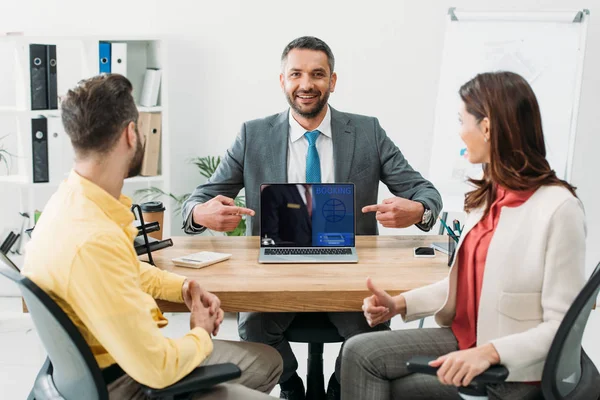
[413,246,435,258]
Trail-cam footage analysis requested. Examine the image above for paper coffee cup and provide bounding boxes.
[140,201,165,240]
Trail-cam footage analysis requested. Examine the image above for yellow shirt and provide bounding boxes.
[22,171,213,389]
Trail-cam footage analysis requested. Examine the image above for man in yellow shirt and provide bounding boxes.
[22,74,282,399]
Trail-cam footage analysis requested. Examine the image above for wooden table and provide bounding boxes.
[151,235,450,313]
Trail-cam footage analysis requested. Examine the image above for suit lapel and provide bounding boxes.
[268,111,289,183]
[331,107,356,183]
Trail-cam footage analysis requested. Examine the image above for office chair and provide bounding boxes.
[284,313,344,400]
[0,253,240,400]
[407,261,600,400]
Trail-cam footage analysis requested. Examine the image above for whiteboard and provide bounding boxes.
[428,9,589,212]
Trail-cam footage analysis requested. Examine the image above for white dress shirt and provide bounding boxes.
[295,184,313,205]
[186,107,333,233]
[287,106,334,183]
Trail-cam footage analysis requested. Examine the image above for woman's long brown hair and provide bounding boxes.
[460,71,576,215]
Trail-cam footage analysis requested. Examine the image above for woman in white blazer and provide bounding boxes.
[341,72,586,400]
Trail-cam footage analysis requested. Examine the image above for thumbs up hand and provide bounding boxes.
[362,277,404,327]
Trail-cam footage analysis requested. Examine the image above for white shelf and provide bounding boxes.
[0,36,171,235]
[124,175,164,184]
[0,107,61,116]
[26,181,62,188]
[0,176,67,187]
[137,106,163,113]
[0,106,19,114]
[0,175,27,184]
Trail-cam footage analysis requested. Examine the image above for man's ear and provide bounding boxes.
[329,72,337,93]
[125,121,137,149]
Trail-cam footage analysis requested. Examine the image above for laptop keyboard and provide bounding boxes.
[264,248,353,256]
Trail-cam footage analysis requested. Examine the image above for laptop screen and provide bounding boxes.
[260,183,355,247]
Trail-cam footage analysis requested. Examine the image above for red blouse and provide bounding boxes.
[451,186,535,350]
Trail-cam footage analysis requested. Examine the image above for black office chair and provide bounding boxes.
[407,261,600,400]
[284,313,344,400]
[0,253,240,400]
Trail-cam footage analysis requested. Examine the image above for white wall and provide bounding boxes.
[1,0,599,359]
[1,0,598,242]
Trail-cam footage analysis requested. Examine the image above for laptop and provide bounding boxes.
[258,183,358,263]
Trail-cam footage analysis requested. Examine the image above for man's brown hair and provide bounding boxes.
[61,74,139,156]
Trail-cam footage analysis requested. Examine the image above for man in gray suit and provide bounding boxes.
[182,36,442,400]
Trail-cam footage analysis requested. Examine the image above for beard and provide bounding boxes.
[127,127,145,178]
[286,89,330,119]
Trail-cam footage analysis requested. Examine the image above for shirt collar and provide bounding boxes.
[66,170,135,230]
[495,184,536,203]
[289,105,332,143]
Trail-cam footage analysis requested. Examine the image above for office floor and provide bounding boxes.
[1,298,599,399]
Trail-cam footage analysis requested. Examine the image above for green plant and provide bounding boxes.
[0,135,14,174]
[135,156,246,236]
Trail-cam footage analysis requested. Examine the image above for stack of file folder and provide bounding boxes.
[138,112,162,176]
[99,42,127,76]
[29,44,58,110]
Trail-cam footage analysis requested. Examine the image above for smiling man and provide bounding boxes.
[182,36,442,399]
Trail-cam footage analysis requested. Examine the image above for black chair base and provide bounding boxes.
[307,342,326,400]
[285,313,344,400]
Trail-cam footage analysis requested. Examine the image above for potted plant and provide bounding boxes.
[135,156,246,236]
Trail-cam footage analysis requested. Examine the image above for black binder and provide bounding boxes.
[46,45,58,109]
[30,44,48,110]
[31,117,49,183]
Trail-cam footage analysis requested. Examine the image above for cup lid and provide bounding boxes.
[140,201,165,212]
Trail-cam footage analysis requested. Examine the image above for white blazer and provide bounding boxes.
[402,185,586,381]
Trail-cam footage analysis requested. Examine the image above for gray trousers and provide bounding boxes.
[238,312,390,383]
[108,340,283,399]
[341,328,543,400]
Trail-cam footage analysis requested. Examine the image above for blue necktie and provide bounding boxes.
[304,130,321,183]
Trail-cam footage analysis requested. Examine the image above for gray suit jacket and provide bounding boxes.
[182,107,442,236]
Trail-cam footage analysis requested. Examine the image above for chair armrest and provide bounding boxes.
[406,356,509,383]
[31,357,67,400]
[141,363,241,399]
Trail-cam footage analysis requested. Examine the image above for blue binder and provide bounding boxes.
[99,42,111,74]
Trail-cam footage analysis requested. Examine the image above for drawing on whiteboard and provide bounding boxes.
[482,39,543,83]
[495,52,539,83]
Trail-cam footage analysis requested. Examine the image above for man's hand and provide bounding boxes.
[188,281,218,335]
[182,279,194,310]
[184,280,225,336]
[181,279,213,311]
[362,197,424,228]
[429,344,501,387]
[192,195,255,232]
[362,277,404,327]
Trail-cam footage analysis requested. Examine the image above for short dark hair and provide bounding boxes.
[61,74,138,155]
[281,36,335,74]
